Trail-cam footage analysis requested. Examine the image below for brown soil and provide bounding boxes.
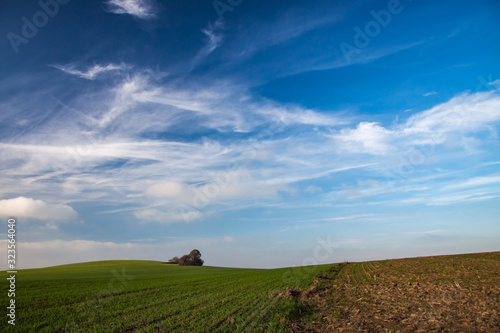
[288,252,500,332]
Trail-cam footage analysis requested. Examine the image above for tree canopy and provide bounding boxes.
[167,249,204,266]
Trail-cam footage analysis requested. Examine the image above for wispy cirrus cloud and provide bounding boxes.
[52,63,128,80]
[105,0,156,19]
[329,90,500,155]
[191,20,225,70]
[134,208,204,223]
[444,175,500,190]
[426,191,500,206]
[1,69,499,225]
[229,8,344,60]
[202,23,224,55]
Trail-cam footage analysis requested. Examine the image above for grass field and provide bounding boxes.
[3,252,499,332]
[2,260,335,332]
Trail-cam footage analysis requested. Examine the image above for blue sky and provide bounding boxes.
[1,0,499,269]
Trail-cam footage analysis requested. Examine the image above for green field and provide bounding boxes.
[3,260,335,332]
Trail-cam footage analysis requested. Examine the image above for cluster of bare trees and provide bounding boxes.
[166,249,204,266]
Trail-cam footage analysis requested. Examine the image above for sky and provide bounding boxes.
[0,0,499,269]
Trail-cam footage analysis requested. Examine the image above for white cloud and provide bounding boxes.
[403,91,500,140]
[444,175,500,190]
[481,161,500,166]
[53,63,127,80]
[426,192,499,206]
[489,79,500,88]
[304,185,322,194]
[357,179,380,187]
[133,208,203,223]
[0,197,77,221]
[189,21,225,71]
[105,0,156,19]
[305,214,375,222]
[331,122,394,155]
[404,230,444,235]
[144,169,287,206]
[423,91,438,97]
[145,181,186,198]
[137,169,292,223]
[1,71,499,226]
[223,7,344,69]
[259,105,348,127]
[329,90,500,155]
[202,22,224,55]
[98,75,147,126]
[224,236,235,242]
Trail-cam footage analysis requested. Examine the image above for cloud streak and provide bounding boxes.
[52,63,128,80]
[1,75,499,226]
[329,90,500,155]
[105,0,156,19]
[191,20,225,70]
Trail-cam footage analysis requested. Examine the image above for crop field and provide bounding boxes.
[3,252,499,332]
[290,252,500,332]
[2,260,335,332]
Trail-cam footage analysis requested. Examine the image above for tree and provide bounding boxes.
[188,249,204,266]
[166,256,179,264]
[178,254,190,266]
[178,249,204,266]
